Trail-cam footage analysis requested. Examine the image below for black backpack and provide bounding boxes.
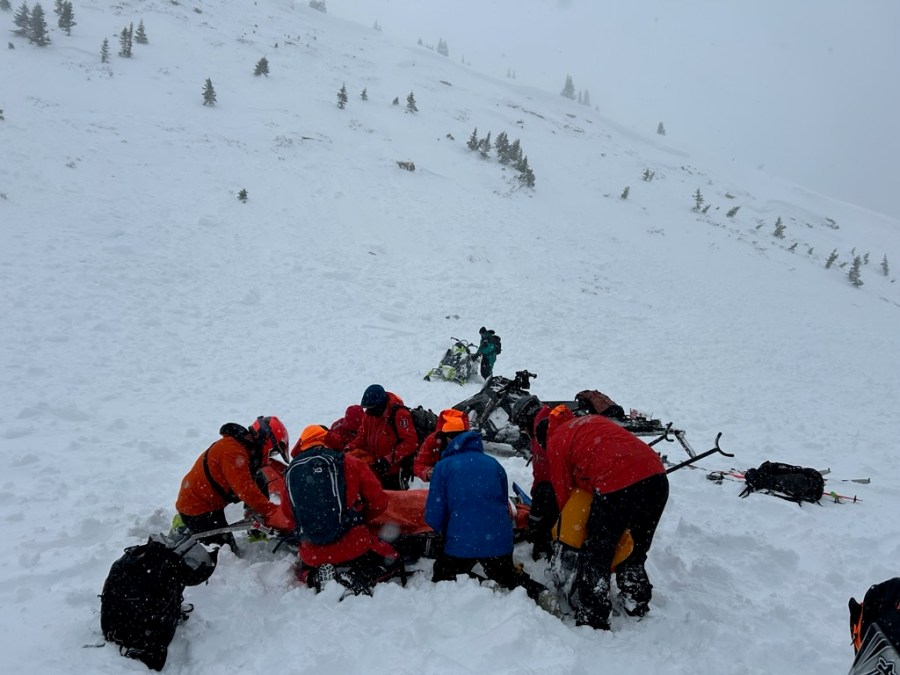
[390,404,438,446]
[491,333,502,355]
[285,447,364,545]
[100,532,216,671]
[739,461,825,505]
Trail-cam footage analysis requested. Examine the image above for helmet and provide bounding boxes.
[437,408,470,434]
[251,416,290,464]
[510,394,542,430]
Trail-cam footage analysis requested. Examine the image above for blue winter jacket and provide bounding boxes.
[424,430,514,558]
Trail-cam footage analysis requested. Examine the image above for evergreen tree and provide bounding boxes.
[577,90,583,105]
[13,1,30,36]
[202,78,216,106]
[582,89,591,106]
[825,249,839,269]
[51,0,60,14]
[1,0,13,10]
[478,131,492,159]
[100,37,109,63]
[238,188,248,203]
[848,255,863,287]
[0,108,4,120]
[27,2,49,46]
[516,155,535,188]
[254,56,269,76]
[494,131,510,164]
[882,254,890,277]
[57,0,74,35]
[560,74,575,99]
[436,37,448,57]
[360,87,367,101]
[508,138,522,164]
[134,18,148,44]
[466,127,479,151]
[726,206,740,218]
[773,216,785,238]
[620,186,630,199]
[337,83,348,108]
[657,122,666,135]
[118,26,132,57]
[372,19,381,31]
[642,169,655,181]
[308,0,326,12]
[692,188,704,211]
[406,90,417,112]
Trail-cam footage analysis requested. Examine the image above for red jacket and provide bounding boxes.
[546,415,665,511]
[278,451,390,566]
[325,404,364,451]
[347,393,418,475]
[412,432,442,481]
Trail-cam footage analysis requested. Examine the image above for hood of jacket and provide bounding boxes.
[441,430,484,458]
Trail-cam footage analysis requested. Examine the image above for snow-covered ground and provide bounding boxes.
[1,1,898,673]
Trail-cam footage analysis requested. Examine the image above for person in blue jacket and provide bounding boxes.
[424,422,546,601]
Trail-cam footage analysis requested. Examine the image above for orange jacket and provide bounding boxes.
[347,393,418,474]
[176,436,273,518]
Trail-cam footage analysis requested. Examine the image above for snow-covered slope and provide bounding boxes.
[1,2,898,673]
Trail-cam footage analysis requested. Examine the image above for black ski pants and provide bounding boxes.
[432,552,545,600]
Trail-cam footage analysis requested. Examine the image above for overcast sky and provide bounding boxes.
[332,0,900,220]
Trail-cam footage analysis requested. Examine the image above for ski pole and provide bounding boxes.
[665,432,732,474]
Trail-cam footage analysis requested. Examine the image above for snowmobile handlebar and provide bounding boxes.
[664,432,732,474]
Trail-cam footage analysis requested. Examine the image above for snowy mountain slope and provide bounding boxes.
[1,2,899,673]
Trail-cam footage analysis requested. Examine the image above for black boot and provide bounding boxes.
[616,564,652,617]
[572,560,611,630]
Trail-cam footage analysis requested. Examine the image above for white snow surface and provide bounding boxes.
[2,2,899,674]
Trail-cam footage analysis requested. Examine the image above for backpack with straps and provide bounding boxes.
[100,531,215,671]
[739,461,825,504]
[491,333,502,355]
[285,447,364,545]
[390,404,438,446]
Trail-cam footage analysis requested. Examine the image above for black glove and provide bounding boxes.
[373,458,391,476]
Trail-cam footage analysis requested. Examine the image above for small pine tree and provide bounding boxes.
[13,1,29,35]
[202,78,216,106]
[254,56,269,76]
[560,74,575,100]
[657,122,666,136]
[467,127,479,151]
[642,169,655,181]
[436,37,448,57]
[360,87,367,101]
[863,252,870,265]
[337,83,348,108]
[494,131,510,164]
[134,18,148,44]
[516,155,535,188]
[238,188,248,203]
[773,216,785,238]
[51,0,59,14]
[309,0,326,12]
[508,138,522,164]
[620,186,630,200]
[406,91,417,112]
[825,249,839,269]
[27,2,49,46]
[391,96,399,105]
[57,0,74,35]
[118,26,132,57]
[478,132,492,159]
[372,19,381,31]
[701,204,710,214]
[880,254,889,276]
[1,0,13,10]
[726,206,740,218]
[692,188,704,211]
[787,243,797,252]
[848,255,863,287]
[100,37,109,63]
[0,108,4,120]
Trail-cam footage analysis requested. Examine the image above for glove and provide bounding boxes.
[373,458,391,476]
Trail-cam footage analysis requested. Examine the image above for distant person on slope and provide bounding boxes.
[176,416,289,554]
[542,406,669,630]
[474,326,501,379]
[346,384,419,490]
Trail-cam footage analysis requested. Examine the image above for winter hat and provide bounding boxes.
[360,384,387,409]
[437,409,470,434]
[293,424,329,456]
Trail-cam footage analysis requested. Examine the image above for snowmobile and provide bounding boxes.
[452,369,538,455]
[424,337,480,385]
